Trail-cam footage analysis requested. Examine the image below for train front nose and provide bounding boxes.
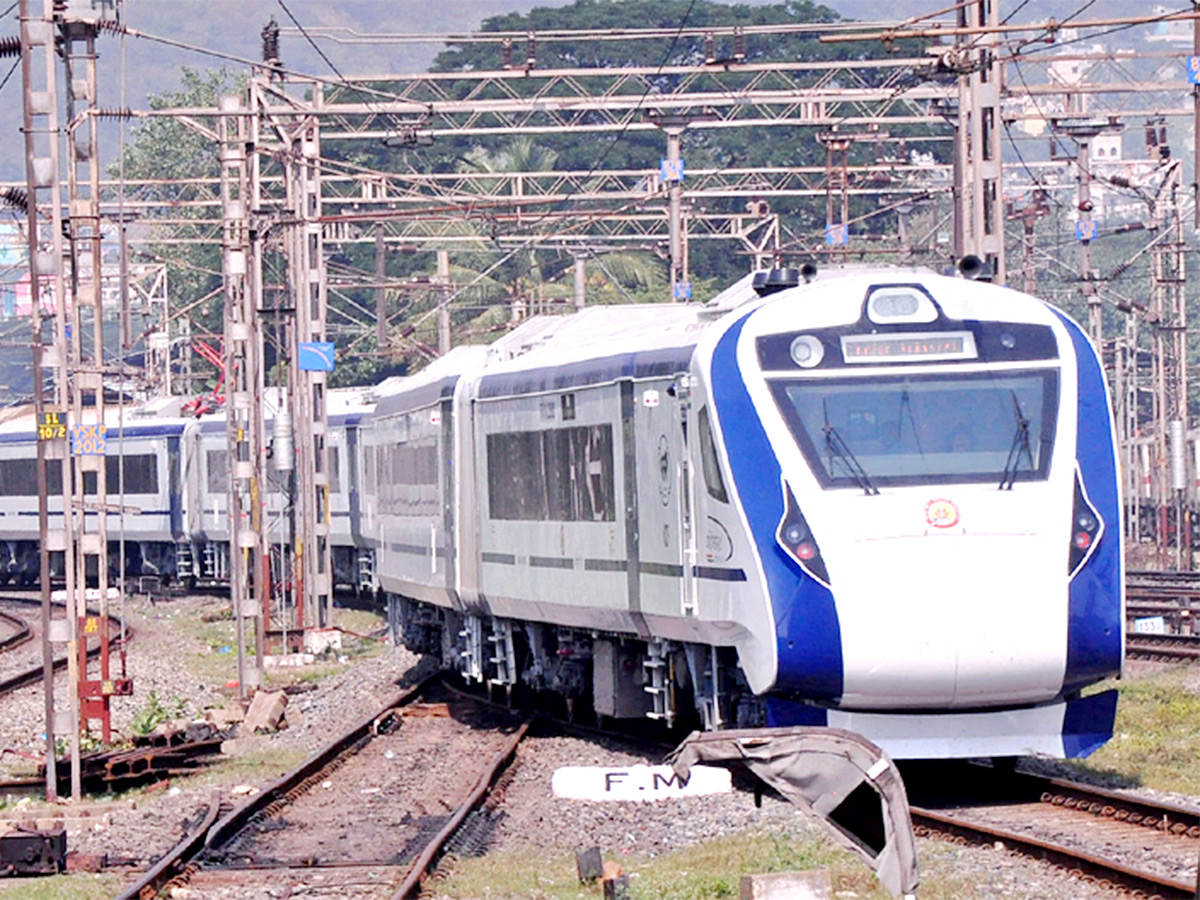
[829,510,1067,710]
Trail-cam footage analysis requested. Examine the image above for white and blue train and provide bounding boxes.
[371,264,1123,760]
[0,390,375,592]
[0,263,1123,760]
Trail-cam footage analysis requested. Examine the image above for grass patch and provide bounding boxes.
[195,746,310,784]
[146,598,387,690]
[0,873,123,900]
[333,607,386,636]
[1061,666,1200,794]
[149,602,242,685]
[434,829,987,900]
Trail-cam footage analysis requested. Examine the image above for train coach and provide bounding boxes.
[372,263,1124,760]
[0,388,375,592]
[0,397,194,585]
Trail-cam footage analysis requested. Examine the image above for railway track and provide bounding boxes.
[0,606,31,653]
[907,763,1200,898]
[116,675,529,900]
[0,593,129,699]
[1128,570,1200,587]
[1126,632,1200,661]
[1124,571,1200,660]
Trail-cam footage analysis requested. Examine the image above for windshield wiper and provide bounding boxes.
[898,389,924,456]
[823,400,880,496]
[998,391,1034,490]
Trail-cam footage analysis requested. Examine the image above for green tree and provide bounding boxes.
[115,67,244,344]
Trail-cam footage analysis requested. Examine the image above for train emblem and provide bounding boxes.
[924,498,960,529]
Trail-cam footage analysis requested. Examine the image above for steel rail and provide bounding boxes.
[0,598,131,697]
[1029,773,1200,837]
[1126,633,1200,660]
[0,608,31,653]
[912,807,1196,898]
[112,791,222,900]
[201,679,432,852]
[110,676,433,900]
[388,717,532,900]
[911,767,1200,898]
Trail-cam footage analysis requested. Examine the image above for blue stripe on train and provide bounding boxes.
[710,312,843,699]
[1052,310,1122,692]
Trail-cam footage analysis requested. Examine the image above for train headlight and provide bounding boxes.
[782,522,808,545]
[789,335,824,368]
[776,480,830,586]
[865,285,938,324]
[1068,471,1103,578]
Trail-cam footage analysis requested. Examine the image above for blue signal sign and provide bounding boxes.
[1076,220,1098,241]
[298,341,336,372]
[1188,56,1200,84]
[660,158,685,182]
[825,223,849,245]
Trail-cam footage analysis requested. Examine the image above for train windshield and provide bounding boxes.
[769,369,1059,488]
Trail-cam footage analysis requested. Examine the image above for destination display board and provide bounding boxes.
[841,331,978,364]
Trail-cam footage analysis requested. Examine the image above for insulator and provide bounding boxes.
[733,27,745,62]
[501,38,512,70]
[525,32,535,68]
[273,400,294,472]
[0,35,20,58]
[1170,420,1187,491]
[95,107,134,119]
[0,186,29,213]
[261,15,280,64]
[93,18,125,34]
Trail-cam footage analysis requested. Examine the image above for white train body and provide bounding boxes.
[374,267,1124,760]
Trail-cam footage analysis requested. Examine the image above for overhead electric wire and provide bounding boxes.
[1005,4,1193,59]
[0,58,18,95]
[348,0,704,349]
[276,0,347,84]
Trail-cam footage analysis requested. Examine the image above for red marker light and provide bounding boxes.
[1073,531,1092,550]
[795,542,817,560]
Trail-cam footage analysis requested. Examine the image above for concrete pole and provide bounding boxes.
[665,124,685,295]
[437,249,451,355]
[375,224,387,351]
[573,255,586,310]
[1073,133,1101,343]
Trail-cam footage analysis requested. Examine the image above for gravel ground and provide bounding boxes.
[482,732,1125,900]
[0,594,1195,900]
[0,591,425,870]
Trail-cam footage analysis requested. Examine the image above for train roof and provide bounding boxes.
[748,266,1059,329]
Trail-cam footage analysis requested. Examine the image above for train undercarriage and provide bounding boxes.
[387,593,760,732]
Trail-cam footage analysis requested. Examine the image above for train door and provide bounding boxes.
[439,397,457,596]
[633,378,694,619]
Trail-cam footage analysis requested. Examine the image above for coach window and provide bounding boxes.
[0,458,38,496]
[697,407,729,503]
[363,445,376,495]
[487,424,615,522]
[105,454,159,494]
[206,449,229,494]
[386,434,438,517]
